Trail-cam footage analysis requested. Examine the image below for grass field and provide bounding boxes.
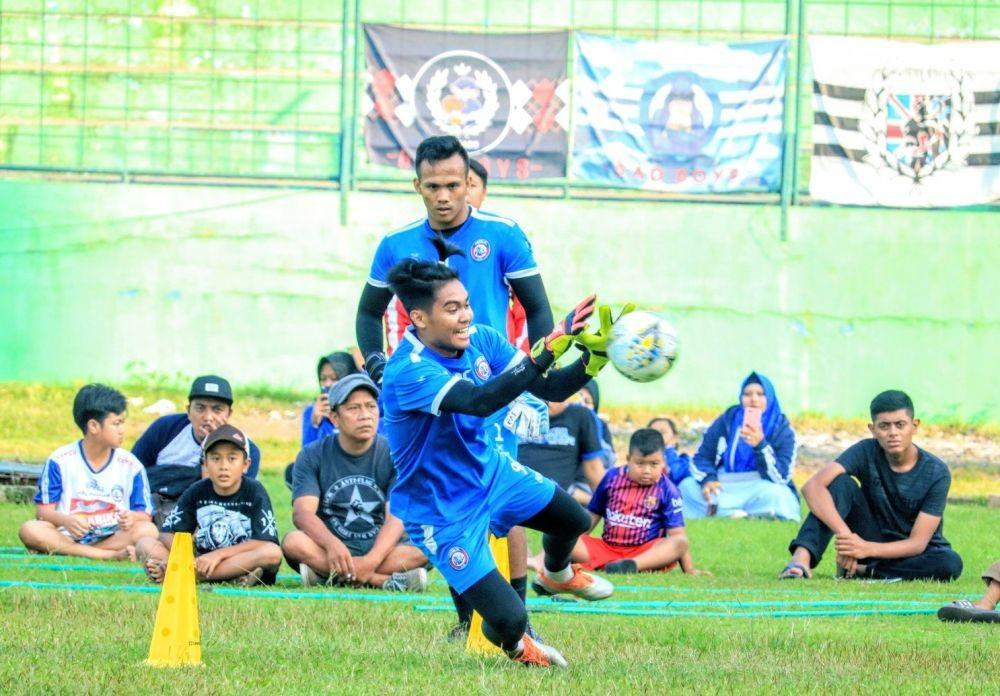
[1,384,998,692]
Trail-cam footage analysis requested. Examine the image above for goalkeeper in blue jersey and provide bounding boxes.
[380,258,627,668]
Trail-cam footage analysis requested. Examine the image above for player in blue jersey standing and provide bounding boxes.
[380,257,623,668]
[356,136,554,640]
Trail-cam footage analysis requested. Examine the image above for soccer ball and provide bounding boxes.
[608,310,678,383]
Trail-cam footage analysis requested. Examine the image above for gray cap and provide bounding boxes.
[327,373,380,409]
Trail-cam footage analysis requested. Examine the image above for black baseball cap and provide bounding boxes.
[189,375,234,404]
[327,373,380,409]
[201,423,250,456]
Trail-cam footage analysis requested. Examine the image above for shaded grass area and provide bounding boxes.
[1,469,998,692]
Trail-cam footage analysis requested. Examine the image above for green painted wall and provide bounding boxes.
[1,179,997,423]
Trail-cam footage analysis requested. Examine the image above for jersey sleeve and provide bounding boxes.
[131,415,178,468]
[920,468,951,517]
[250,484,280,543]
[500,224,539,281]
[34,459,63,504]
[834,439,870,478]
[128,465,153,513]
[393,359,461,416]
[367,235,397,288]
[291,445,322,500]
[660,480,686,530]
[247,441,262,479]
[162,486,197,533]
[477,324,522,375]
[586,469,613,517]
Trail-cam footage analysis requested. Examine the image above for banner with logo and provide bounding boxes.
[572,33,787,192]
[810,36,1000,207]
[362,25,569,180]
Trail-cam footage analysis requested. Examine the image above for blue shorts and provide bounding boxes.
[405,456,555,593]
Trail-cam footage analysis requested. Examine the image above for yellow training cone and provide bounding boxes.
[146,532,202,667]
[466,534,510,655]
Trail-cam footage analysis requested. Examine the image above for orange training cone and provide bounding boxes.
[146,532,202,667]
[466,534,510,655]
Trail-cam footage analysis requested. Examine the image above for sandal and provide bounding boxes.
[937,600,1000,623]
[778,561,811,580]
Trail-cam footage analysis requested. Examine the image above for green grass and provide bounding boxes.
[1,468,998,692]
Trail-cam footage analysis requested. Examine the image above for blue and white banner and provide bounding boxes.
[572,33,787,192]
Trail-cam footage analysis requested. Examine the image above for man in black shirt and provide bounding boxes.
[519,399,605,504]
[778,390,962,581]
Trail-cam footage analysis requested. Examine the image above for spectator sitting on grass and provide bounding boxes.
[19,384,158,561]
[132,375,261,529]
[938,561,1000,623]
[679,371,800,521]
[302,351,359,448]
[648,416,691,485]
[518,397,606,505]
[136,424,281,586]
[540,428,709,577]
[281,373,429,592]
[779,390,963,582]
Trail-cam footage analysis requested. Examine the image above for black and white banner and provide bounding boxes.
[810,36,1000,207]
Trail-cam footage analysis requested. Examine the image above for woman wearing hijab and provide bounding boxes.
[301,351,359,447]
[679,371,800,521]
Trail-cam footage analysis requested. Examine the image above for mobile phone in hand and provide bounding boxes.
[743,406,762,430]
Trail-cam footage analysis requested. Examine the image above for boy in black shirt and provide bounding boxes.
[778,390,962,582]
[518,399,605,504]
[137,424,282,585]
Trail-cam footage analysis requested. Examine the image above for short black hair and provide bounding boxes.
[414,136,469,176]
[387,258,461,314]
[628,428,665,457]
[469,159,488,187]
[870,390,915,420]
[72,384,127,433]
[647,416,677,436]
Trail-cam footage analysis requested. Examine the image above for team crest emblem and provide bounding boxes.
[644,495,658,509]
[641,72,720,159]
[474,356,492,381]
[860,68,974,182]
[110,485,125,503]
[470,238,490,261]
[415,50,513,154]
[447,546,470,571]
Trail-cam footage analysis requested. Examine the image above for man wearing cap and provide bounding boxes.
[132,375,262,528]
[282,373,429,591]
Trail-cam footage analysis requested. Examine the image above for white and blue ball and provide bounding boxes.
[608,310,678,383]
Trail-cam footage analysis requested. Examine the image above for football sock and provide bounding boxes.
[449,586,474,625]
[510,575,527,605]
[545,564,574,582]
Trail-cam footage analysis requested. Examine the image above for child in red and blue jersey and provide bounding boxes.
[571,429,710,575]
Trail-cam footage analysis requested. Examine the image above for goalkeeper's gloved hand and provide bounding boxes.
[364,351,387,386]
[503,393,550,441]
[575,303,636,377]
[530,294,597,370]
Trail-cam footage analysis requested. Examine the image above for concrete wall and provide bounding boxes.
[1,178,997,422]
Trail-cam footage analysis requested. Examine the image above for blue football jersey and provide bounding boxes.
[381,324,526,525]
[367,207,538,336]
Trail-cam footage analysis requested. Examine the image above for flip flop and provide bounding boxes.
[937,600,1000,623]
[778,561,811,580]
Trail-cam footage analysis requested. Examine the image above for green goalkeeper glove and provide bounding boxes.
[575,303,636,377]
[530,294,597,370]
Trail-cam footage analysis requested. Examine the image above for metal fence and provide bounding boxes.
[0,0,996,201]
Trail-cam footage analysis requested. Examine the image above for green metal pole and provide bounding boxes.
[778,0,802,241]
[337,0,352,225]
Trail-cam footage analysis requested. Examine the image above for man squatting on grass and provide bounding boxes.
[379,258,632,668]
[779,390,962,581]
[132,375,262,529]
[356,135,555,639]
[20,384,158,560]
[281,373,430,592]
[137,424,282,586]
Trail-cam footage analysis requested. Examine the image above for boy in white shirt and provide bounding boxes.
[19,384,158,560]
